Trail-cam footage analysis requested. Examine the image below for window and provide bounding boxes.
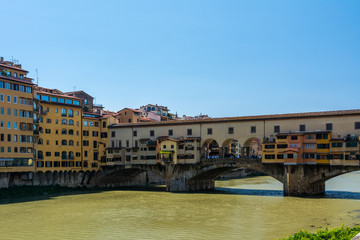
[355,122,360,130]
[0,94,3,102]
[68,109,73,117]
[274,125,280,133]
[46,152,51,157]
[42,95,49,101]
[83,140,89,146]
[61,108,67,116]
[1,107,3,115]
[7,108,10,116]
[69,129,74,135]
[168,129,173,136]
[187,129,192,136]
[83,130,89,136]
[7,95,11,103]
[228,127,234,134]
[46,118,51,124]
[150,130,154,137]
[14,109,17,116]
[93,141,98,148]
[61,119,67,125]
[13,122,17,130]
[58,98,65,103]
[66,99,73,104]
[133,130,137,137]
[207,128,212,135]
[291,136,298,140]
[45,129,51,134]
[111,131,115,137]
[14,96,17,104]
[7,134,11,142]
[331,142,342,148]
[251,126,256,133]
[7,121,11,129]
[299,124,306,132]
[51,97,57,102]
[305,144,315,148]
[326,123,332,131]
[93,131,99,137]
[62,140,67,146]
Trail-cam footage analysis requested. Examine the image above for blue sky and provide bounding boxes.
[1,1,359,117]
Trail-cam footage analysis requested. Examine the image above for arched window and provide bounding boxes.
[69,140,74,146]
[61,129,67,135]
[38,138,43,145]
[103,122,106,128]
[62,140,67,146]
[69,119,74,125]
[61,119,67,125]
[61,108,67,117]
[38,151,43,159]
[68,109,73,117]
[62,151,67,160]
[68,151,74,160]
[39,116,43,123]
[39,127,43,133]
[68,129,74,135]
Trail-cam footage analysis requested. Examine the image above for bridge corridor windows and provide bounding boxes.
[251,126,256,133]
[274,125,280,133]
[326,123,333,131]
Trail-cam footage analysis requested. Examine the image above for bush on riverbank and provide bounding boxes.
[280,226,360,240]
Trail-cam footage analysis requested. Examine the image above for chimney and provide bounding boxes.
[0,57,3,61]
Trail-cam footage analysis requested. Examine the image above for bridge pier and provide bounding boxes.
[283,165,325,196]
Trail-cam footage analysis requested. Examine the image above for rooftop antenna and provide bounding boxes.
[35,69,39,85]
[73,86,76,92]
[11,56,14,62]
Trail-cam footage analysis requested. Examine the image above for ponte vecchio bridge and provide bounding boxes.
[101,110,360,196]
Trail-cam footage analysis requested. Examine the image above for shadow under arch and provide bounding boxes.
[96,166,166,187]
[188,165,283,185]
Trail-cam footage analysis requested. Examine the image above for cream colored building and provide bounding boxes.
[108,110,360,164]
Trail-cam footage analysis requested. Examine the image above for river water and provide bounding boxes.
[0,172,360,240]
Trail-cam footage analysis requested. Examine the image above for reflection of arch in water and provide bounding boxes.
[242,138,262,157]
[221,138,240,157]
[202,139,220,158]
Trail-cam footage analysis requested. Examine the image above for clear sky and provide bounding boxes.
[1,1,359,117]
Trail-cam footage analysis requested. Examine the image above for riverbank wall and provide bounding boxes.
[0,168,258,190]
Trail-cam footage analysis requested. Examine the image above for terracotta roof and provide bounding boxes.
[140,117,156,122]
[36,90,82,100]
[109,109,360,128]
[0,75,34,85]
[0,63,29,73]
[118,108,141,113]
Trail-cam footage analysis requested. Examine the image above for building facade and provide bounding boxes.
[0,57,36,172]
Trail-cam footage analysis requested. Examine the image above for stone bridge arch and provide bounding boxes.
[95,165,166,188]
[165,159,284,192]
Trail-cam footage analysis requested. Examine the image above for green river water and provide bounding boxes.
[0,172,360,240]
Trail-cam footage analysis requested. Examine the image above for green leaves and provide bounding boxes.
[280,226,360,240]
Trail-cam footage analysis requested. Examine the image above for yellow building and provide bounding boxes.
[82,112,116,170]
[0,57,36,172]
[35,87,83,172]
